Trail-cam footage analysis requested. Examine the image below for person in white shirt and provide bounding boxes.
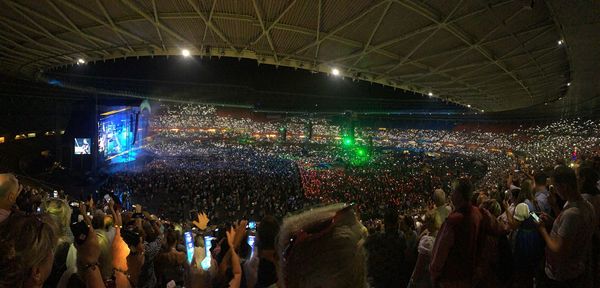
[0,173,21,223]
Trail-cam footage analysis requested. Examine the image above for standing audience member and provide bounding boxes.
[429,178,507,287]
[40,198,75,288]
[400,214,419,284]
[534,172,552,214]
[408,210,439,288]
[537,166,596,287]
[433,189,450,231]
[155,228,188,287]
[365,208,407,288]
[577,165,600,287]
[247,215,280,288]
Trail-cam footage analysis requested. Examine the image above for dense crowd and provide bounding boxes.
[2,157,599,287]
[2,103,600,288]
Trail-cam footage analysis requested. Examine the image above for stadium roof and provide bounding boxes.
[0,0,598,115]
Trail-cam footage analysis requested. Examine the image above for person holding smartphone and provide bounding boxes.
[536,166,596,286]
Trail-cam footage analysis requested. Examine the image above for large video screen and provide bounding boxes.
[98,107,143,164]
[74,138,91,155]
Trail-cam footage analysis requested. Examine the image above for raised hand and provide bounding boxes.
[76,226,101,266]
[192,212,209,230]
[233,220,247,248]
[226,226,236,248]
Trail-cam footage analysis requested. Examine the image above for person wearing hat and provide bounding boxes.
[503,202,545,288]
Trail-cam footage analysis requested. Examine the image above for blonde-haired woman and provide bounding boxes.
[408,210,439,288]
[40,198,78,288]
[0,213,58,288]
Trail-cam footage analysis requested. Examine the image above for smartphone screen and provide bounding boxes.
[53,191,58,198]
[530,211,540,223]
[248,221,257,231]
[201,236,214,271]
[184,231,194,264]
[247,235,256,258]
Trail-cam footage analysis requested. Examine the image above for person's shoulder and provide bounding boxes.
[446,210,465,225]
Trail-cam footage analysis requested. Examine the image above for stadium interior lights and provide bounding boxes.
[428,92,433,96]
[181,49,191,57]
[331,68,340,76]
[567,82,571,86]
[467,104,471,108]
[481,109,485,113]
[76,58,85,65]
[557,39,564,45]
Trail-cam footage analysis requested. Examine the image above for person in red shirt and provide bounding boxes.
[429,178,507,287]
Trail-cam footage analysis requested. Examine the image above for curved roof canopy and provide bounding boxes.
[0,0,576,113]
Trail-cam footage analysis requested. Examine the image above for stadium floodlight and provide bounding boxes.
[481,109,485,113]
[467,104,471,108]
[77,58,85,65]
[182,49,191,57]
[331,68,340,76]
[567,82,571,86]
[428,92,433,96]
[557,40,564,46]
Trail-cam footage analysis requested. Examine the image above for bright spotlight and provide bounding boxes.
[557,40,564,45]
[481,109,485,113]
[467,104,471,108]
[77,58,85,65]
[428,92,433,96]
[181,49,191,57]
[331,68,340,76]
[567,82,571,86]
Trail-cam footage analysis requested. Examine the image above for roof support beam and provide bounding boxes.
[0,18,75,62]
[8,1,124,56]
[352,1,392,66]
[120,0,198,51]
[378,0,465,81]
[58,0,159,51]
[313,0,321,66]
[46,0,111,56]
[479,0,547,79]
[251,0,278,62]
[201,0,218,52]
[407,5,525,83]
[151,0,167,52]
[0,34,64,68]
[6,3,99,59]
[184,0,237,51]
[95,0,135,52]
[281,0,387,61]
[453,26,556,83]
[250,0,297,45]
[393,0,533,98]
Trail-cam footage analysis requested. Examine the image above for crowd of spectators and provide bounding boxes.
[1,103,600,287]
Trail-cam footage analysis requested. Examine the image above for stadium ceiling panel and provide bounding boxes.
[0,0,576,112]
